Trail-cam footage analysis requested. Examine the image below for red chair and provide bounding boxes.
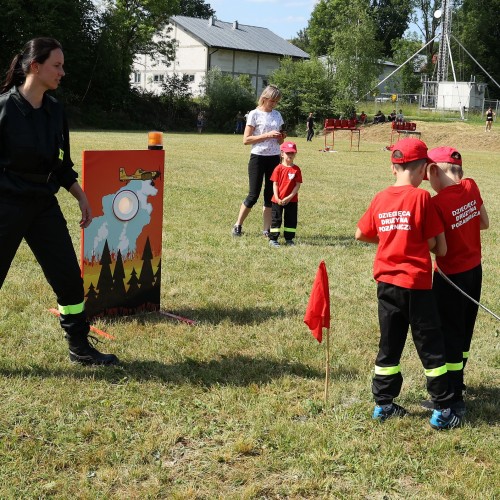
[410,122,416,131]
[340,119,349,128]
[324,118,335,130]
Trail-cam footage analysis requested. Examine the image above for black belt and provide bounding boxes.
[2,168,54,183]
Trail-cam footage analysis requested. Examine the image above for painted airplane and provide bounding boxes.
[119,167,161,183]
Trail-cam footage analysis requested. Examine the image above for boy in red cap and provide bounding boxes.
[424,147,489,416]
[355,138,460,430]
[268,141,302,247]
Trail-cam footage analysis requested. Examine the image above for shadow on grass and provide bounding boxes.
[98,306,297,326]
[0,355,358,387]
[301,234,357,247]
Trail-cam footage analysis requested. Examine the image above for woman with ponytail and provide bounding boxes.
[0,38,118,365]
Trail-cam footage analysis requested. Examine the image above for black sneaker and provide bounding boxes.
[232,224,242,237]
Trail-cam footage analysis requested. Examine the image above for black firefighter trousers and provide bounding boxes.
[373,282,454,408]
[0,194,89,337]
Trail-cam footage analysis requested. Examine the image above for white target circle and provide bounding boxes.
[112,190,139,221]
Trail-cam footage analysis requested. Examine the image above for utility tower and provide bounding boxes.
[436,0,453,82]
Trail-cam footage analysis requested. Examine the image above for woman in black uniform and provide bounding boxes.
[0,37,118,365]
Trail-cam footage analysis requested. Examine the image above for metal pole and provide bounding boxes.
[357,34,441,102]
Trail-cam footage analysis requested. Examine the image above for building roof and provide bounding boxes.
[171,16,309,59]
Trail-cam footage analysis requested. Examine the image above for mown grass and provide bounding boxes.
[0,129,498,498]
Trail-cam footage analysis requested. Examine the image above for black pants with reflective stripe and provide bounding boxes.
[0,194,89,337]
[270,202,298,241]
[373,282,453,407]
[433,265,482,401]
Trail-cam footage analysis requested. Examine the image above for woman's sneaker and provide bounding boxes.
[372,403,407,421]
[232,224,242,237]
[429,408,461,430]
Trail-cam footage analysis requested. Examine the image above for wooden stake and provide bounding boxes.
[324,327,330,406]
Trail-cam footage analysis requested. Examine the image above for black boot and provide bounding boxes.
[66,332,119,366]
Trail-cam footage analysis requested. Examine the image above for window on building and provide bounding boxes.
[185,74,195,82]
[153,74,165,83]
[133,72,141,83]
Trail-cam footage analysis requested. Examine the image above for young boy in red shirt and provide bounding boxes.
[355,138,460,430]
[425,147,489,416]
[268,141,302,247]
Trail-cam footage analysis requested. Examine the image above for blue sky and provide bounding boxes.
[208,0,318,40]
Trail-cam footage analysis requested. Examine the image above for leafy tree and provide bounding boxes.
[369,0,414,58]
[289,29,311,53]
[329,0,383,115]
[98,0,178,100]
[270,57,334,129]
[453,0,500,97]
[307,0,344,56]
[390,35,424,95]
[177,0,215,17]
[411,0,441,72]
[199,68,256,132]
[0,0,99,105]
[307,0,411,59]
[159,73,193,127]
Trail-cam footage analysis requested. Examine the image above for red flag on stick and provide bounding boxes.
[304,261,330,343]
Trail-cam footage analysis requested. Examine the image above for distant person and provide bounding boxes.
[485,107,495,132]
[396,109,404,122]
[388,110,396,122]
[424,146,489,418]
[235,110,245,134]
[374,110,385,124]
[197,111,205,133]
[268,141,302,247]
[359,111,367,124]
[355,138,460,430]
[232,85,285,237]
[0,37,118,365]
[306,112,314,141]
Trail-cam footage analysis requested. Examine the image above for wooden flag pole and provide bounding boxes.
[324,327,331,406]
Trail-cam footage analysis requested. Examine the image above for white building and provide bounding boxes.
[131,16,309,96]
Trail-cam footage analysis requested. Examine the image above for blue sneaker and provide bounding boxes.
[429,408,461,430]
[372,403,407,421]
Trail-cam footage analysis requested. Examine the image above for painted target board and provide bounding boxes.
[81,150,165,318]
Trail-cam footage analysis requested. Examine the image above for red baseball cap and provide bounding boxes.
[389,138,430,164]
[428,146,462,166]
[280,141,297,153]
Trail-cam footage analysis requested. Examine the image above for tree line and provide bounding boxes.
[1,0,497,132]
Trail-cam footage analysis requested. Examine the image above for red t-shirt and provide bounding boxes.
[271,164,303,202]
[432,178,483,274]
[358,185,444,289]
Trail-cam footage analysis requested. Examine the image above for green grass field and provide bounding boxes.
[0,127,498,498]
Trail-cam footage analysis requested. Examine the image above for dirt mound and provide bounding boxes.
[358,121,500,152]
